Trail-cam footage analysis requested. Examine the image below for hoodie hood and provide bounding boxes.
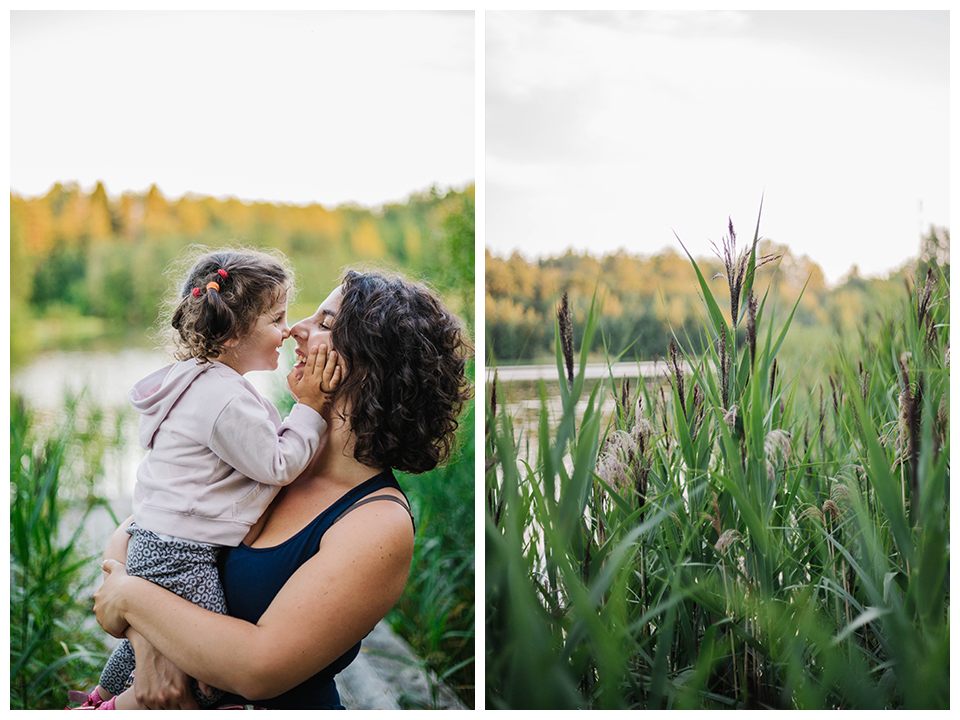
[130,360,214,450]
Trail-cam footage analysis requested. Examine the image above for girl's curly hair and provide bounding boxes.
[330,269,473,474]
[165,247,293,363]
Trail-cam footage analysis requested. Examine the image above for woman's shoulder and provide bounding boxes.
[324,485,415,549]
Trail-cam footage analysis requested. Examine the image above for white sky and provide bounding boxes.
[9,10,475,208]
[485,10,950,285]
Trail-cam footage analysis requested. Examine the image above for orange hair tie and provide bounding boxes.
[206,281,220,292]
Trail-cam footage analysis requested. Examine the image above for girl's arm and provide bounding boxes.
[207,344,338,487]
[96,498,414,701]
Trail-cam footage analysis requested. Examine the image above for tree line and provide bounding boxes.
[485,226,949,363]
[10,182,474,364]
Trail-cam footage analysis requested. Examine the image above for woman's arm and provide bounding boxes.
[96,499,414,701]
[100,514,203,709]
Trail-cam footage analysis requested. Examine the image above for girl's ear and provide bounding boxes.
[223,335,240,348]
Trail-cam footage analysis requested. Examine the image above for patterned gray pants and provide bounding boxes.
[98,523,227,707]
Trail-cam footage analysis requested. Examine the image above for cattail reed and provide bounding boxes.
[486,372,505,527]
[486,371,498,438]
[746,290,758,367]
[897,354,921,521]
[818,387,826,455]
[618,377,631,427]
[558,292,574,387]
[829,375,841,417]
[691,383,705,442]
[720,324,731,409]
[917,266,936,331]
[669,338,686,414]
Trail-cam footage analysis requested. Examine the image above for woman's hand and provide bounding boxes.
[287,343,341,412]
[94,558,134,638]
[127,629,203,709]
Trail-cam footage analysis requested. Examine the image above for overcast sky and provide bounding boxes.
[10,10,474,208]
[486,10,949,284]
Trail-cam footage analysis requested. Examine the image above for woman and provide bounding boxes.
[93,269,472,709]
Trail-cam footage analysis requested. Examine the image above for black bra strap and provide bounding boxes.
[333,495,415,533]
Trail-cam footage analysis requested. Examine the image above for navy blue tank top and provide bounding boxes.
[217,470,411,710]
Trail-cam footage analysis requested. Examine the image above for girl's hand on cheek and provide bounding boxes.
[290,345,340,412]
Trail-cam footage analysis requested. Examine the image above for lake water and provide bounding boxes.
[488,360,682,466]
[11,347,295,500]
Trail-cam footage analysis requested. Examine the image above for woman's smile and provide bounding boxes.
[290,286,343,376]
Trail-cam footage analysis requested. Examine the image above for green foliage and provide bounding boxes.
[422,188,476,326]
[10,395,122,709]
[485,228,949,709]
[391,397,476,709]
[30,241,88,310]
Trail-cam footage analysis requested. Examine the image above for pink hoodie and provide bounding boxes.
[129,359,325,546]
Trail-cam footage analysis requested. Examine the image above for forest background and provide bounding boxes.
[485,223,950,386]
[10,181,475,363]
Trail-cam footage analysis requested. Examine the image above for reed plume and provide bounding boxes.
[711,218,778,328]
[558,292,574,387]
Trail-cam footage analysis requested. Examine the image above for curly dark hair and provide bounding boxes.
[167,248,292,363]
[330,269,473,474]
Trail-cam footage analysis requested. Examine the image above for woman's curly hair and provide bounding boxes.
[330,269,473,474]
[164,247,293,363]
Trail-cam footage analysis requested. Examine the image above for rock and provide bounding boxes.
[337,621,466,710]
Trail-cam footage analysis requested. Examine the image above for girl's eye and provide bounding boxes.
[320,322,332,331]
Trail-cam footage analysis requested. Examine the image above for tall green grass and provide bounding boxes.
[392,401,476,709]
[486,220,949,709]
[10,394,121,710]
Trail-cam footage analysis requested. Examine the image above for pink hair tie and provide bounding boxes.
[192,288,201,297]
[218,269,229,279]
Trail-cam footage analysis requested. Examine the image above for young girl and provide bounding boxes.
[69,249,340,710]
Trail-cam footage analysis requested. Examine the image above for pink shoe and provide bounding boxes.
[65,688,104,709]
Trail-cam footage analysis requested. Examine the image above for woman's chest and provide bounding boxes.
[245,482,347,548]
